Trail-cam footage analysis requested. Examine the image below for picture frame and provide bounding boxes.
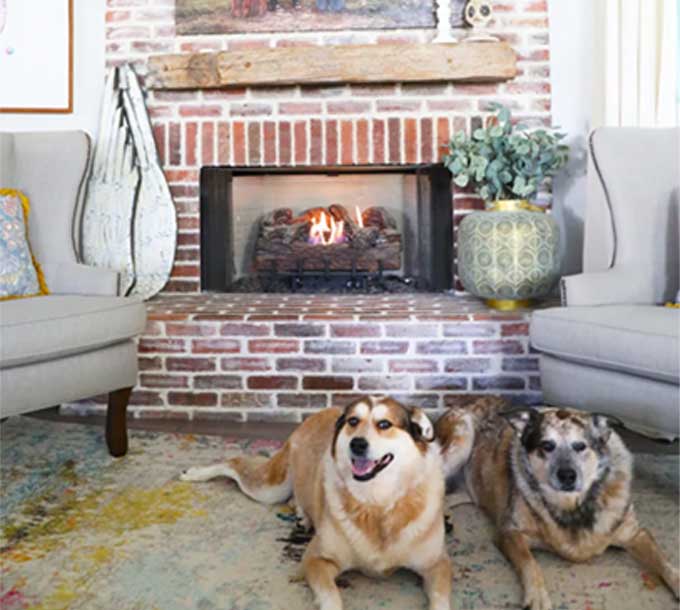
[0,0,73,114]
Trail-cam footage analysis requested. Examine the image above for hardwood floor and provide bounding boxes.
[26,407,679,454]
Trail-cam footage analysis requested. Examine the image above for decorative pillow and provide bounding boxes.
[0,189,49,300]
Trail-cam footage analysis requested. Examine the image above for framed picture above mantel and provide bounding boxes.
[0,0,73,114]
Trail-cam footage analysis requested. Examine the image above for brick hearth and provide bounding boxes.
[67,294,541,422]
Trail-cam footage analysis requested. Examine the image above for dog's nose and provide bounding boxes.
[557,468,577,487]
[350,437,369,456]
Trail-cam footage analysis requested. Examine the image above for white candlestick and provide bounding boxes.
[433,0,457,43]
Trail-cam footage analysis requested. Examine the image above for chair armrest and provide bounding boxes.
[561,266,656,306]
[42,262,120,296]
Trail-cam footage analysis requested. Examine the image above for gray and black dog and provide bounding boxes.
[435,397,680,610]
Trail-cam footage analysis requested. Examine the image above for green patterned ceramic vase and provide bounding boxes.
[458,200,560,310]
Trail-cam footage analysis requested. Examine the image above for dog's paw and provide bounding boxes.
[523,587,552,610]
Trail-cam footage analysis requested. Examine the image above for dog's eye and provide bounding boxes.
[540,440,556,453]
[347,417,360,427]
[572,441,587,452]
[376,420,392,430]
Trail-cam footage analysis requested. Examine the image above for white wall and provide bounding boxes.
[0,0,105,136]
[548,0,594,275]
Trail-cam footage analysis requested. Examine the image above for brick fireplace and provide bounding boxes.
[85,0,551,421]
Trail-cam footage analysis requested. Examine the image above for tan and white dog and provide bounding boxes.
[436,397,680,610]
[181,396,453,610]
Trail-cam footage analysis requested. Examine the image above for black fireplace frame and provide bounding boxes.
[200,164,454,292]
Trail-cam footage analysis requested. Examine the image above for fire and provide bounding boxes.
[308,206,365,246]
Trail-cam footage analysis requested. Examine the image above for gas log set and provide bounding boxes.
[253,204,402,275]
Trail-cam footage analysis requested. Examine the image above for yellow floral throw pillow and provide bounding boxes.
[0,189,49,300]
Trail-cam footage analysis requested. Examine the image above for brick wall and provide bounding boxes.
[104,0,551,294]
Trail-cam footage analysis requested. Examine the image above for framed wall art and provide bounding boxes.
[0,0,73,113]
[176,0,436,35]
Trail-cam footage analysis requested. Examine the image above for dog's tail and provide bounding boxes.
[435,396,507,481]
[181,441,293,505]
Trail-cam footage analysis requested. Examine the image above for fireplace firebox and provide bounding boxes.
[200,165,453,293]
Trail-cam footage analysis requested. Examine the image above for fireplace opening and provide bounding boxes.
[200,165,453,293]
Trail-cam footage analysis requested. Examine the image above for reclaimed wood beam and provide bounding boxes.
[147,41,517,90]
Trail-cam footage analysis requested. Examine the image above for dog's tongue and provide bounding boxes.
[351,457,377,476]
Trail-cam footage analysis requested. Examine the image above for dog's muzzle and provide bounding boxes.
[556,467,577,492]
[349,437,394,482]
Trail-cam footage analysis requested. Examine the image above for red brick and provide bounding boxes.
[303,376,354,390]
[278,394,328,408]
[233,122,246,165]
[167,357,216,372]
[388,118,401,164]
[473,376,526,390]
[138,338,185,353]
[131,41,173,54]
[171,263,199,278]
[166,323,217,336]
[221,357,271,371]
[230,103,272,117]
[164,169,199,183]
[404,118,418,164]
[277,357,326,372]
[326,120,338,165]
[139,356,163,371]
[168,392,218,406]
[502,357,539,372]
[172,186,199,199]
[176,233,199,246]
[152,124,166,166]
[295,121,307,165]
[358,376,409,391]
[501,323,530,337]
[280,102,322,114]
[279,122,292,165]
[140,374,190,389]
[175,248,199,262]
[360,341,408,355]
[473,340,525,355]
[310,119,323,165]
[194,375,243,389]
[305,340,356,354]
[248,122,261,165]
[415,376,467,391]
[263,121,276,165]
[217,122,231,165]
[191,339,240,353]
[389,360,438,373]
[340,120,353,165]
[169,123,181,166]
[179,105,222,118]
[106,10,131,22]
[164,280,200,293]
[249,339,299,353]
[221,393,273,408]
[180,41,223,53]
[327,101,371,114]
[129,391,164,406]
[332,358,382,373]
[386,324,438,338]
[372,119,385,164]
[248,376,298,390]
[221,323,270,336]
[416,340,467,355]
[356,120,369,165]
[202,122,215,165]
[420,117,433,163]
[445,358,493,373]
[377,100,422,113]
[275,323,325,337]
[331,324,381,338]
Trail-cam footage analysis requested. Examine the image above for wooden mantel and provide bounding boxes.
[147,41,517,90]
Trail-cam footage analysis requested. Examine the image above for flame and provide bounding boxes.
[309,211,345,246]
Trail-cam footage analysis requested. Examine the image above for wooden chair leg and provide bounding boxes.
[106,387,132,457]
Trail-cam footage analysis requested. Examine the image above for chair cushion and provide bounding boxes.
[530,306,679,384]
[0,295,146,368]
[0,189,48,300]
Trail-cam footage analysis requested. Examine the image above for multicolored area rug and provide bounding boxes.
[1,417,678,610]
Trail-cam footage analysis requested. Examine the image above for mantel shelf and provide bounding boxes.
[147,41,517,90]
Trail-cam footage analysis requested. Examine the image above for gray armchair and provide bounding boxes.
[530,127,679,439]
[0,131,146,456]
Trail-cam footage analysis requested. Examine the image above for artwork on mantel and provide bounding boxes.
[0,0,73,113]
[176,0,436,35]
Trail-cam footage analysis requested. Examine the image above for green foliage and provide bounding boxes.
[443,103,569,203]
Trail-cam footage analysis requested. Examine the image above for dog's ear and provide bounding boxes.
[588,413,618,447]
[409,408,435,443]
[500,408,543,449]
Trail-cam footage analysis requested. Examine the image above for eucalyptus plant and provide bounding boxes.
[444,103,569,204]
